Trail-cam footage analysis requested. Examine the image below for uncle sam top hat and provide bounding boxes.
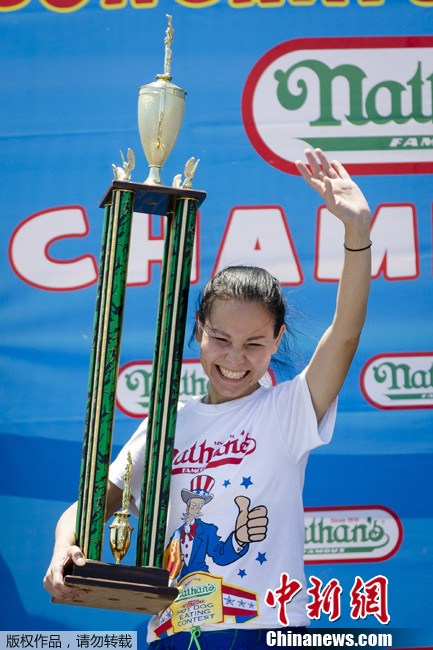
[181,475,215,505]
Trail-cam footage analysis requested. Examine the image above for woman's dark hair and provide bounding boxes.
[195,265,286,337]
[192,266,298,378]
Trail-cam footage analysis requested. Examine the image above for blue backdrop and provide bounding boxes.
[1,0,432,647]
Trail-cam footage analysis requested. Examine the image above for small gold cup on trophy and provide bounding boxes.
[138,15,186,185]
[109,452,133,564]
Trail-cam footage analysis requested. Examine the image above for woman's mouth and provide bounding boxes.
[218,366,248,380]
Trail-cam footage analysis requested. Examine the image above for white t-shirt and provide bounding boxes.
[109,369,336,640]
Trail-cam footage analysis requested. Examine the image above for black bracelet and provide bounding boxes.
[343,240,372,252]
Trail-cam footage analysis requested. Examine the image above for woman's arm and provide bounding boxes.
[296,148,372,422]
[43,481,123,601]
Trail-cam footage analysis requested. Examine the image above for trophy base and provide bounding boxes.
[53,559,178,614]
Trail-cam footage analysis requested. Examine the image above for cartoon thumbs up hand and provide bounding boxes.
[234,495,268,545]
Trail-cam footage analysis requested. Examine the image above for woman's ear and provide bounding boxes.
[195,312,203,343]
[273,324,286,353]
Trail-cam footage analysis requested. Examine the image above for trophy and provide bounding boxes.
[53,15,206,614]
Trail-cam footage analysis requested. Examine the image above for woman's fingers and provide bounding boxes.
[330,158,350,180]
[295,157,324,194]
[67,547,86,567]
[304,148,324,178]
[43,546,86,601]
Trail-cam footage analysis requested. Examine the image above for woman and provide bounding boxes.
[44,149,372,648]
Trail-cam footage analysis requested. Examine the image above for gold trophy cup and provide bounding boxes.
[138,15,186,185]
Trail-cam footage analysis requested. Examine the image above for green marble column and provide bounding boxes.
[76,188,134,560]
[136,196,199,568]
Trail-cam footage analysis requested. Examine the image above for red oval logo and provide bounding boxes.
[242,36,433,176]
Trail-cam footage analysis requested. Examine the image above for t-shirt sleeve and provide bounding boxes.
[109,418,148,518]
[273,368,337,463]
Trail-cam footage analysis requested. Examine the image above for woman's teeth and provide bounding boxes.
[219,366,247,380]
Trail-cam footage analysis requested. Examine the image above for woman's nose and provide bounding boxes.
[225,344,245,364]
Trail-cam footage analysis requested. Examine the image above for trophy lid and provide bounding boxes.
[138,77,186,98]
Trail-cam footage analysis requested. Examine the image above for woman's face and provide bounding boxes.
[196,298,285,405]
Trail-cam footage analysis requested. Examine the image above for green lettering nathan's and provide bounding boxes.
[373,361,433,390]
[274,60,433,127]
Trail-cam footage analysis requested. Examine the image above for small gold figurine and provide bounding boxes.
[112,148,135,181]
[172,157,200,189]
[109,451,134,564]
[161,14,174,82]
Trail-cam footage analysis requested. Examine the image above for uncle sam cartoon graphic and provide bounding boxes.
[164,475,268,580]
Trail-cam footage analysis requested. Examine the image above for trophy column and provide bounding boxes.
[76,188,134,561]
[137,194,199,570]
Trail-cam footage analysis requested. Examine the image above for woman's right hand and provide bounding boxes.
[44,485,123,601]
[43,544,86,601]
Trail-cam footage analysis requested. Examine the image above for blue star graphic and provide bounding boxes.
[238,569,247,578]
[256,552,267,565]
[241,476,253,489]
[225,595,235,605]
[223,479,231,488]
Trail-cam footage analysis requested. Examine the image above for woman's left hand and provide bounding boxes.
[295,148,371,229]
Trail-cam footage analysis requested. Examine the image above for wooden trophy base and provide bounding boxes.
[53,559,178,614]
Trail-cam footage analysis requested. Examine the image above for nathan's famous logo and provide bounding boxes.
[242,36,433,175]
[361,352,433,410]
[116,359,209,417]
[176,582,217,602]
[172,430,257,475]
[304,506,402,564]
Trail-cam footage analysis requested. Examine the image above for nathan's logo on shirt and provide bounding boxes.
[242,36,433,176]
[304,506,402,564]
[361,352,433,410]
[116,359,209,417]
[176,582,217,602]
[172,431,257,475]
